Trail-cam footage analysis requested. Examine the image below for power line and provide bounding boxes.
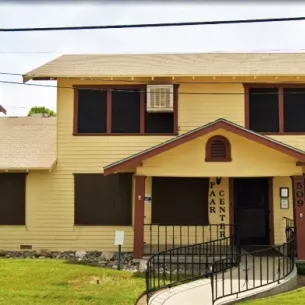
[1,16,305,32]
[2,48,305,54]
[1,78,305,96]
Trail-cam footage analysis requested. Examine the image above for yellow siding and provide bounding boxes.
[0,78,301,251]
[273,177,294,245]
[136,129,302,177]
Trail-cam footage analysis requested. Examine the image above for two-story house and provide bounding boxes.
[1,53,305,260]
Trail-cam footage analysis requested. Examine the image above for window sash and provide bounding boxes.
[246,85,305,134]
[74,85,178,135]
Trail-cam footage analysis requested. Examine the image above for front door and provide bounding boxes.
[234,178,270,245]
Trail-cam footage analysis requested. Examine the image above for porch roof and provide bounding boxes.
[103,119,305,175]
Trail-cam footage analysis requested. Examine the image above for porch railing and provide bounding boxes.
[210,228,296,304]
[144,223,235,255]
[283,217,295,243]
[145,225,240,303]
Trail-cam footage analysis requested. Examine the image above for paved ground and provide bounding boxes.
[148,255,296,305]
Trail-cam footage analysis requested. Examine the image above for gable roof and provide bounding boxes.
[104,119,305,175]
[23,52,305,81]
[0,117,56,171]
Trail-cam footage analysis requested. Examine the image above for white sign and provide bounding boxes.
[280,198,289,209]
[115,231,124,246]
[145,195,152,204]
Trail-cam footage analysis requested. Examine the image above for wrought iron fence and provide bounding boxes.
[210,234,296,305]
[283,217,295,243]
[145,226,240,304]
[144,223,236,255]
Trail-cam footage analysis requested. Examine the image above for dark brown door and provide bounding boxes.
[234,178,270,245]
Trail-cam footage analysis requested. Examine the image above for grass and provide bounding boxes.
[240,287,305,305]
[0,259,145,305]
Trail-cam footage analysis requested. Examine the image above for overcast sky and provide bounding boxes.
[1,1,305,116]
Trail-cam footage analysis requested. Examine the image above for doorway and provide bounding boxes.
[234,178,270,246]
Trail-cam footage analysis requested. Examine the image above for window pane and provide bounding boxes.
[152,177,209,225]
[111,90,140,133]
[249,88,279,132]
[77,89,107,133]
[284,88,305,132]
[74,173,132,225]
[145,113,174,133]
[0,174,25,225]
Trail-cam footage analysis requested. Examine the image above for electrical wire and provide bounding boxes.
[1,78,305,97]
[1,16,305,32]
[2,48,305,54]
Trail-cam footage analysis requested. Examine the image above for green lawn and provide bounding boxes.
[0,259,145,305]
[241,287,305,305]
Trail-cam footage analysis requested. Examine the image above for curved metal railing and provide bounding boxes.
[145,224,239,303]
[210,227,296,305]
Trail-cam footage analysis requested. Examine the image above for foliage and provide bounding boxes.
[0,259,145,305]
[297,262,305,275]
[27,106,56,117]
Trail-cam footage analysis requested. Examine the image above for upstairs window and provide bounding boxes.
[246,85,305,134]
[74,85,178,135]
[205,136,231,162]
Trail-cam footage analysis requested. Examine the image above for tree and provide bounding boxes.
[27,106,56,117]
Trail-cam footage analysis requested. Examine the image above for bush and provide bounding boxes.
[297,262,305,275]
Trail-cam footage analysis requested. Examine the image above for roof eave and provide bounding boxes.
[103,119,305,175]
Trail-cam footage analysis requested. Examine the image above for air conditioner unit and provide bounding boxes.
[146,85,174,113]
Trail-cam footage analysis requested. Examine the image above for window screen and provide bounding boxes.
[111,90,140,133]
[151,177,209,225]
[74,173,132,225]
[284,88,305,132]
[249,88,279,132]
[77,89,107,133]
[145,112,174,133]
[0,174,26,225]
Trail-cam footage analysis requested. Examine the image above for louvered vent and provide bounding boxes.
[206,136,231,162]
[210,140,226,159]
[146,85,174,113]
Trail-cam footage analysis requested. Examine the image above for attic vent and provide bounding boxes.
[146,85,173,113]
[205,136,231,162]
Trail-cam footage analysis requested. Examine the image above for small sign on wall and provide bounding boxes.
[280,198,289,209]
[145,195,152,204]
[280,187,289,198]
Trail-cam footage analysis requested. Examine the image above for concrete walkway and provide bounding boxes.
[149,255,297,305]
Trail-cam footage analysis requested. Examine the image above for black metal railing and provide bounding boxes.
[210,234,296,304]
[283,217,295,243]
[145,226,240,303]
[144,223,236,255]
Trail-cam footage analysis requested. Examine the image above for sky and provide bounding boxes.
[1,1,305,116]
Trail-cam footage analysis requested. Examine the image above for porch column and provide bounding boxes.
[133,175,146,259]
[292,176,305,260]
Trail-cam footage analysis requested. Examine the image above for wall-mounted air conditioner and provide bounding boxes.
[146,85,174,113]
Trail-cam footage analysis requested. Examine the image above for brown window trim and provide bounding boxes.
[73,84,179,136]
[205,135,232,162]
[244,83,305,135]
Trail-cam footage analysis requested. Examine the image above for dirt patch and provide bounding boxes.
[68,276,110,286]
[136,294,147,305]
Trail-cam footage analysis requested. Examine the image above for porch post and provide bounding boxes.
[292,176,305,260]
[133,175,146,259]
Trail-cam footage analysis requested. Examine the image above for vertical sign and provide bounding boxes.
[292,176,305,260]
[209,179,226,239]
